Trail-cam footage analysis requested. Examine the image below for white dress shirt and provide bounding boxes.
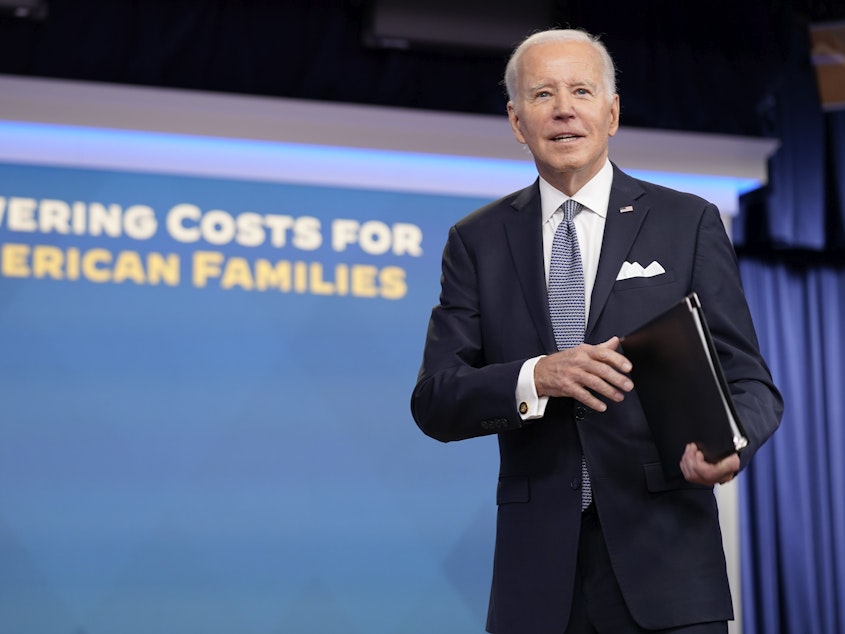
[516,159,614,420]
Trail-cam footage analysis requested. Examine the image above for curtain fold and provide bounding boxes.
[738,259,845,634]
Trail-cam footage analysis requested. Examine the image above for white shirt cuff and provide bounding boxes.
[516,356,549,420]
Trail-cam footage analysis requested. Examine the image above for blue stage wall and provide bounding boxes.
[0,160,500,633]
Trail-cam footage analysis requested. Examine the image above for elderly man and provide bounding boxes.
[411,28,782,634]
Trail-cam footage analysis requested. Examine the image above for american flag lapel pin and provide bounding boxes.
[619,205,634,213]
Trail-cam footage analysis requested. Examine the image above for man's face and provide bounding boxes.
[507,40,620,195]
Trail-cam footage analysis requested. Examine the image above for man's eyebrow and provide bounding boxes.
[526,79,599,93]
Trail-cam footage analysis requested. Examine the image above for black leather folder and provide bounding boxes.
[620,293,748,478]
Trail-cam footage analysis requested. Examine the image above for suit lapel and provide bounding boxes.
[586,166,648,338]
[502,169,649,348]
[504,182,557,352]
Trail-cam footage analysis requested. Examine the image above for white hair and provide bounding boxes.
[504,29,617,103]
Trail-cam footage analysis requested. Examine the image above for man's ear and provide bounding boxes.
[507,102,526,144]
[608,94,621,137]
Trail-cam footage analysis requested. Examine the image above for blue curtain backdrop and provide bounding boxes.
[734,15,845,633]
[739,260,845,634]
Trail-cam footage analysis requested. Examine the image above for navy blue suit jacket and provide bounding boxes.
[411,165,782,633]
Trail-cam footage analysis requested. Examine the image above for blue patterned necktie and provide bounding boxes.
[548,199,592,510]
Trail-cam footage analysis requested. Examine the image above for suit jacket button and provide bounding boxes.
[570,478,581,490]
[518,402,528,415]
[574,405,586,421]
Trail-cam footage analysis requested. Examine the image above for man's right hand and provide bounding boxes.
[534,336,633,412]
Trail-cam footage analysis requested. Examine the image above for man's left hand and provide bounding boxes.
[679,443,740,485]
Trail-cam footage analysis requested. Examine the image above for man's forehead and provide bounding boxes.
[523,39,596,59]
[520,56,601,85]
[520,43,600,74]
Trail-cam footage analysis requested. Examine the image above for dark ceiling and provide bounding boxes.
[1,0,843,138]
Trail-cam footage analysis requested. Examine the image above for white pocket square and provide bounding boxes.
[616,260,666,281]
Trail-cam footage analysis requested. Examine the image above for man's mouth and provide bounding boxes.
[550,134,581,142]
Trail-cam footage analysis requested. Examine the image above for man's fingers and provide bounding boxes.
[595,336,633,373]
[680,443,740,485]
[578,365,632,402]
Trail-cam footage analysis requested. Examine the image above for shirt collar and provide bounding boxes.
[539,159,614,224]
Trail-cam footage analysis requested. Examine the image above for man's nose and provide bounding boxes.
[552,93,575,117]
